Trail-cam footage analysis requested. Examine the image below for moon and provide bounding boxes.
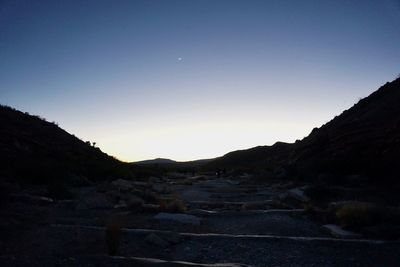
[178,57,183,61]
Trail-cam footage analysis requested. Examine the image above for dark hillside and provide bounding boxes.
[205,142,292,172]
[0,105,133,184]
[205,78,400,184]
[291,78,400,182]
[131,158,213,177]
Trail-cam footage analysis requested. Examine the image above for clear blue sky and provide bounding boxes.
[1,0,399,161]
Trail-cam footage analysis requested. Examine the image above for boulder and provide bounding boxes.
[241,200,275,211]
[132,181,150,188]
[106,190,125,203]
[126,195,144,210]
[145,233,170,248]
[288,186,310,202]
[148,176,162,183]
[11,193,54,204]
[160,232,184,244]
[274,167,288,179]
[142,203,160,212]
[322,224,362,239]
[113,200,128,209]
[111,179,135,191]
[189,175,205,181]
[328,201,372,211]
[152,184,168,193]
[154,212,201,225]
[76,193,113,210]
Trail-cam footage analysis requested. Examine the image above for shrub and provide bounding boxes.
[336,203,379,229]
[105,222,122,256]
[159,195,187,213]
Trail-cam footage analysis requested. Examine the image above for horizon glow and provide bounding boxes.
[1,0,400,162]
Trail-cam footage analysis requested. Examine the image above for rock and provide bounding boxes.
[76,193,113,210]
[160,232,184,244]
[127,194,144,203]
[174,179,193,185]
[274,167,288,179]
[167,172,187,179]
[322,224,362,239]
[154,212,201,225]
[96,182,112,193]
[152,184,168,193]
[106,190,125,203]
[226,180,240,185]
[132,181,150,188]
[11,193,54,204]
[113,201,127,209]
[288,186,310,202]
[277,192,289,200]
[111,179,135,191]
[113,197,144,209]
[148,176,161,183]
[239,173,252,179]
[142,203,160,212]
[241,200,274,210]
[69,175,92,186]
[189,175,205,181]
[145,233,170,248]
[126,195,144,210]
[329,201,372,211]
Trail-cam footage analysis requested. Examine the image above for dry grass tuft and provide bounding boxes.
[159,194,188,213]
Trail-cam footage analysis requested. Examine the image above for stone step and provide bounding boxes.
[49,224,400,266]
[51,224,398,244]
[187,200,288,210]
[187,208,304,216]
[0,255,249,267]
[111,256,250,267]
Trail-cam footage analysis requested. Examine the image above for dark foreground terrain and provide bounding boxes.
[1,173,399,267]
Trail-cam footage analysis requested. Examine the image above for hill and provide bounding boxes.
[0,105,133,185]
[205,142,292,172]
[131,157,213,177]
[134,158,177,165]
[207,78,400,184]
[290,78,400,182]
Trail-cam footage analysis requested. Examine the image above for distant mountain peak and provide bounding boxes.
[133,158,177,165]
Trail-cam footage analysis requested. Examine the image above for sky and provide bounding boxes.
[1,0,400,162]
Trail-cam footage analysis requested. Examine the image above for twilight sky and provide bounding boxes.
[1,0,400,162]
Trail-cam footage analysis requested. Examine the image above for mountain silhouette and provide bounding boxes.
[208,78,400,184]
[134,158,178,165]
[0,105,132,184]
[291,77,400,182]
[2,78,399,185]
[206,142,291,172]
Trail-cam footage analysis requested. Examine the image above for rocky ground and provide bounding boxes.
[1,174,399,266]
